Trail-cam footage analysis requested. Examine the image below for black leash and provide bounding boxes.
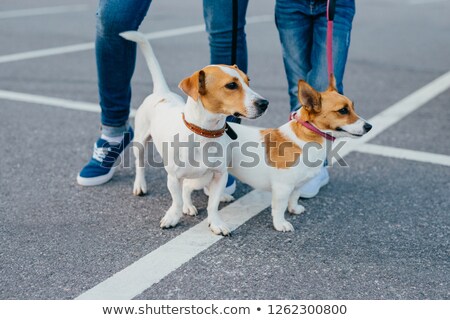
[226,0,241,137]
[327,0,336,21]
[231,0,238,66]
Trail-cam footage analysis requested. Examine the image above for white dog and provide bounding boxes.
[229,78,372,231]
[120,31,268,235]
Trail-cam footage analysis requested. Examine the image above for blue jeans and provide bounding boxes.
[204,0,249,124]
[96,0,248,135]
[203,0,249,74]
[96,0,152,135]
[275,0,355,111]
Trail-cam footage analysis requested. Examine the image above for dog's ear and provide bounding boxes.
[178,70,207,101]
[298,80,321,113]
[327,73,337,92]
[179,72,199,101]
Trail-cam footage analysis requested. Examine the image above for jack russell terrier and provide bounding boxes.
[185,76,372,232]
[120,31,268,235]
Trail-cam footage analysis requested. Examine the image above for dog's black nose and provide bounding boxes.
[254,99,269,112]
[364,122,372,132]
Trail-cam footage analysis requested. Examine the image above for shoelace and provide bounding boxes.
[92,143,111,163]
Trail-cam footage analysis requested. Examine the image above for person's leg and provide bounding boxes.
[203,0,249,194]
[275,0,313,112]
[204,0,248,126]
[96,0,152,136]
[308,0,355,93]
[299,0,355,198]
[203,0,249,73]
[77,0,152,186]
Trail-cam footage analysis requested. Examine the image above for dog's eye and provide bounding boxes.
[338,107,349,115]
[225,82,238,90]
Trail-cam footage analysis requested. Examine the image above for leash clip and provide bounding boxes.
[225,123,238,140]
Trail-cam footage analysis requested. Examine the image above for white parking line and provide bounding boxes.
[74,70,450,300]
[357,143,450,167]
[0,15,272,64]
[0,90,97,113]
[0,43,95,64]
[76,190,271,300]
[0,89,137,117]
[0,5,89,20]
[409,0,447,5]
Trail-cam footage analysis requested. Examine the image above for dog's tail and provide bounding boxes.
[119,31,170,94]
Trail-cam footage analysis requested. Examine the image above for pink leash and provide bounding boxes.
[326,0,336,77]
[294,2,336,141]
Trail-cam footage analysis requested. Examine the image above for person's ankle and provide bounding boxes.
[101,122,129,140]
[101,134,123,144]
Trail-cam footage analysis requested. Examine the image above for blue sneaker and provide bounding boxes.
[225,174,236,195]
[77,127,134,186]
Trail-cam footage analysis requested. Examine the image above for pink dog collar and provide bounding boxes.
[293,112,336,142]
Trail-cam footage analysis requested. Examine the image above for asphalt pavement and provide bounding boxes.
[0,0,449,300]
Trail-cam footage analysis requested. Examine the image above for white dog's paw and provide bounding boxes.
[288,204,305,215]
[160,208,181,229]
[133,179,147,196]
[208,216,231,236]
[273,219,295,232]
[183,203,198,216]
[220,194,235,203]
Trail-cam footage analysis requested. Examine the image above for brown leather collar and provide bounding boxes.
[182,113,226,138]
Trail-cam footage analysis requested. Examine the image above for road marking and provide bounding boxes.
[357,143,450,167]
[0,43,95,64]
[0,89,137,117]
[0,15,272,64]
[409,0,446,5]
[337,70,450,160]
[0,5,89,20]
[75,190,271,300]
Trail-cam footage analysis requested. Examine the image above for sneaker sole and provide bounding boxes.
[77,166,116,187]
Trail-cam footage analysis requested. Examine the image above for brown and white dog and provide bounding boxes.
[185,75,372,232]
[120,31,268,235]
